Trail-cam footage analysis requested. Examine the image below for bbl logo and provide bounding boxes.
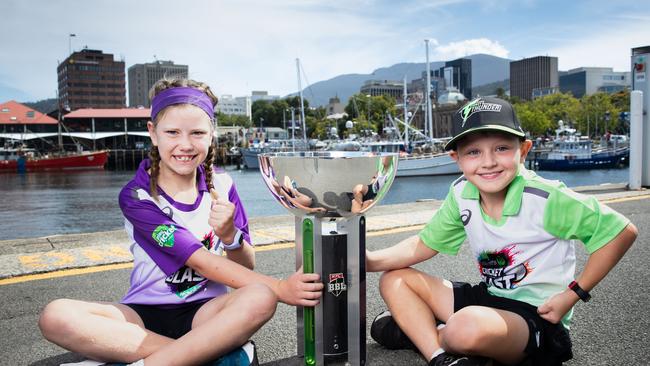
[328,273,347,297]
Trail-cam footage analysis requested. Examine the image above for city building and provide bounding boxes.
[434,58,472,100]
[360,80,403,101]
[128,60,188,107]
[57,49,126,110]
[559,67,630,98]
[326,96,345,116]
[216,95,252,117]
[251,91,280,102]
[509,56,558,101]
[0,100,58,134]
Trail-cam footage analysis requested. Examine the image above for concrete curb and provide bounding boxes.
[1,184,647,280]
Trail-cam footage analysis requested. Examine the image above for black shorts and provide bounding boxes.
[362,184,377,201]
[453,282,573,366]
[125,300,208,339]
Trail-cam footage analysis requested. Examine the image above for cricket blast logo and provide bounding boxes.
[328,273,347,297]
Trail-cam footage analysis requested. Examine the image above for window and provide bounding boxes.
[26,111,35,118]
[1,108,8,113]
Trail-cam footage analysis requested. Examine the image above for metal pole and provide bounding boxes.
[629,91,643,189]
[425,39,433,140]
[91,117,96,151]
[403,75,409,146]
[297,58,307,142]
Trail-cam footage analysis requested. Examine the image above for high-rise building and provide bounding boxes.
[509,56,558,101]
[434,58,472,99]
[57,49,126,110]
[559,67,630,98]
[127,61,189,107]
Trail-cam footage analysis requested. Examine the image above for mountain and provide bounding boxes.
[23,98,59,114]
[294,53,511,107]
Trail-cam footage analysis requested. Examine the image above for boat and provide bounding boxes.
[0,147,109,173]
[534,122,628,171]
[241,139,309,169]
[397,152,460,176]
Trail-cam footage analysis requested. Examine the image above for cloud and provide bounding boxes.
[547,17,650,72]
[432,38,510,60]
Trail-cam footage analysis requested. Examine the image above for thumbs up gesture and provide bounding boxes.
[209,189,237,243]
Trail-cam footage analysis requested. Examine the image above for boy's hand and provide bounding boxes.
[275,269,323,306]
[209,189,236,244]
[537,290,579,324]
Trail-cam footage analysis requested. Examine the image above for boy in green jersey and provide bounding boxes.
[367,97,637,366]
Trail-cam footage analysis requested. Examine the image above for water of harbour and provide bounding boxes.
[0,167,631,240]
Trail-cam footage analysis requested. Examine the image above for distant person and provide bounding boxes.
[38,78,322,366]
[351,155,393,213]
[367,97,637,366]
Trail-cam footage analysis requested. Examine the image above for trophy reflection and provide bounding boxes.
[259,152,398,366]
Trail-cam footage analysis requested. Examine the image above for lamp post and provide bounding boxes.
[365,94,371,124]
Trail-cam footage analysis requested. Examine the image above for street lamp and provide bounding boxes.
[365,94,371,123]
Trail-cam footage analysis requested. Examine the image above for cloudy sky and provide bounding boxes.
[2,0,649,102]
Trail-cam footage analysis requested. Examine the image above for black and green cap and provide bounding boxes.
[444,96,525,151]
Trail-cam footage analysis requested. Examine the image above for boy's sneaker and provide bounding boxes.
[209,340,259,366]
[370,310,416,350]
[429,352,493,366]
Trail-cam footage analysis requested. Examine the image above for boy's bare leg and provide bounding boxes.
[39,299,172,363]
[379,268,455,360]
[380,268,530,364]
[144,283,277,366]
[440,306,528,365]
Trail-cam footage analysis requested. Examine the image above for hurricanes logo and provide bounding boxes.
[458,98,502,127]
[460,209,472,226]
[152,225,177,247]
[328,273,347,297]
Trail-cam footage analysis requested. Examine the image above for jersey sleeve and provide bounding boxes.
[543,187,630,253]
[228,184,252,245]
[119,187,204,276]
[418,186,467,255]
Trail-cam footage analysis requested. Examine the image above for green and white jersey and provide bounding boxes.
[419,166,629,328]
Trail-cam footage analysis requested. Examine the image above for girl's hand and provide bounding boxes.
[209,189,236,243]
[275,269,323,306]
[537,290,579,324]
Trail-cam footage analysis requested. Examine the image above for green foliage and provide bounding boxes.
[512,90,630,137]
[216,112,251,127]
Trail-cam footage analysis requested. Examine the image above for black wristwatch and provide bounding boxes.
[568,280,591,302]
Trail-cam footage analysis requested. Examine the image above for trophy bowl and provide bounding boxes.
[258,151,398,218]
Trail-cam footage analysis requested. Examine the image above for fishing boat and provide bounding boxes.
[534,122,628,171]
[0,147,108,173]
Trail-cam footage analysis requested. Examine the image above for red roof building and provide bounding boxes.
[0,100,58,133]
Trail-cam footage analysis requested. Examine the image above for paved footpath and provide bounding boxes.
[0,183,649,366]
[1,183,647,281]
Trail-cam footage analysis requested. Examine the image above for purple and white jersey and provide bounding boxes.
[119,159,251,306]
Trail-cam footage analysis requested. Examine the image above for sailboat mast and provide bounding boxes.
[425,39,433,140]
[296,58,307,142]
[403,75,408,146]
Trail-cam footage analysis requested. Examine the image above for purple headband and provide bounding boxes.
[150,87,214,121]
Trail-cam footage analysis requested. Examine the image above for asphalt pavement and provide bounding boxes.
[0,187,648,365]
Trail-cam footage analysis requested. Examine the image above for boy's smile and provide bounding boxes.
[450,132,532,199]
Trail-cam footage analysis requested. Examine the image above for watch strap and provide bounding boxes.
[221,229,244,251]
[568,280,591,302]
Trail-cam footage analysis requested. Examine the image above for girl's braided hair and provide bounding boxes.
[148,78,219,200]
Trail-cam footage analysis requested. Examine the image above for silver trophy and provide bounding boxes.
[259,151,398,366]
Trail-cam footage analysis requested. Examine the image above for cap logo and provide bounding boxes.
[459,98,502,127]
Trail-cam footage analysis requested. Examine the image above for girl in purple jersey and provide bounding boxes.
[38,78,323,366]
